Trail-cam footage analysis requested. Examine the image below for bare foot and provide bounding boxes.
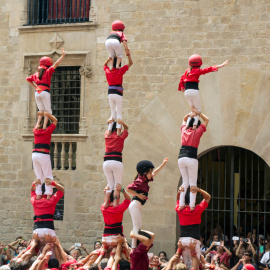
[103,201,109,209]
[192,126,196,130]
[130,230,135,238]
[107,130,112,137]
[47,195,52,200]
[36,195,42,200]
[190,207,195,211]
[43,126,47,130]
[178,205,185,211]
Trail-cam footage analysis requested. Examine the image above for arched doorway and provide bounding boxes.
[177,146,270,253]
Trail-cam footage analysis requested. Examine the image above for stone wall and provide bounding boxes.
[0,0,270,257]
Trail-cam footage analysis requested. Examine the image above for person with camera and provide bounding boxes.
[205,240,232,268]
[231,250,258,270]
[259,240,270,270]
[236,238,257,260]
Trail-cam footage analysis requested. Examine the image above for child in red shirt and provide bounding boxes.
[105,20,130,70]
[26,48,66,129]
[178,55,228,129]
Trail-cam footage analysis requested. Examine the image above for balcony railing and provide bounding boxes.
[26,0,91,25]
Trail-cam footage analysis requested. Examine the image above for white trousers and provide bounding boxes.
[103,160,123,192]
[178,157,198,208]
[184,89,201,126]
[180,237,201,270]
[129,200,142,248]
[108,94,123,130]
[32,152,53,196]
[33,228,56,238]
[35,91,52,114]
[105,39,123,59]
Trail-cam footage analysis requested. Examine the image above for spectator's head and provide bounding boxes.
[19,262,30,270]
[119,260,130,270]
[151,255,159,267]
[48,258,60,269]
[160,257,169,263]
[158,251,167,259]
[100,258,108,270]
[259,235,265,244]
[247,232,252,240]
[242,250,253,263]
[9,262,20,270]
[17,246,26,254]
[212,234,219,242]
[187,118,201,129]
[87,264,99,270]
[175,263,187,270]
[71,249,80,260]
[29,257,37,266]
[94,241,102,250]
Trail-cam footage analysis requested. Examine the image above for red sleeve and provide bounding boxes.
[127,181,140,191]
[119,65,129,76]
[31,191,36,198]
[47,66,55,76]
[50,190,64,205]
[175,200,180,213]
[196,200,208,213]
[181,124,186,132]
[118,199,131,212]
[26,74,35,83]
[178,73,186,91]
[44,123,56,134]
[120,130,128,139]
[104,66,109,72]
[199,66,218,75]
[195,124,206,138]
[121,33,127,42]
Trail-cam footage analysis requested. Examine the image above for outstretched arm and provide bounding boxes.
[152,158,168,177]
[52,48,66,70]
[216,60,228,70]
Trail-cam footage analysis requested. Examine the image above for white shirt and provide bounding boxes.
[260,251,270,264]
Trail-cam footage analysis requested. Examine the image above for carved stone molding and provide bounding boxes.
[79,66,92,78]
[49,33,64,49]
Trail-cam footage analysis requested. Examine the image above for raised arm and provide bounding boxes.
[8,239,20,252]
[116,119,128,131]
[104,57,111,67]
[116,184,131,201]
[52,48,66,70]
[216,60,228,70]
[130,230,155,248]
[221,241,232,256]
[191,186,211,204]
[44,111,58,126]
[191,108,209,127]
[182,113,190,126]
[152,158,168,177]
[126,53,133,68]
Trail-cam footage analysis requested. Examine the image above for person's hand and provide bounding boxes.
[181,88,185,92]
[220,241,224,247]
[61,48,67,56]
[211,241,216,247]
[189,240,197,251]
[45,178,52,185]
[33,179,41,186]
[162,158,169,165]
[247,238,251,245]
[178,185,185,193]
[178,240,184,250]
[239,259,244,264]
[45,251,52,260]
[130,231,135,239]
[239,240,243,246]
[190,186,199,193]
[115,184,122,191]
[221,60,228,67]
[54,237,60,246]
[136,193,147,200]
[42,243,51,254]
[125,49,130,56]
[171,253,180,262]
[115,235,124,244]
[37,111,44,116]
[191,107,200,115]
[103,185,110,193]
[107,117,114,124]
[116,118,123,125]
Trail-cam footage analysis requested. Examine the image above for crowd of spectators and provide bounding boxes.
[0,230,270,270]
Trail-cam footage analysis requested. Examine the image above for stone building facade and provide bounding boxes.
[0,0,270,257]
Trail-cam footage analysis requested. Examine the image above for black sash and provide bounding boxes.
[34,144,50,150]
[132,190,148,206]
[107,33,121,42]
[185,82,199,90]
[178,145,198,159]
[180,224,200,240]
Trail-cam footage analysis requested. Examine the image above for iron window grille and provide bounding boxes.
[177,146,270,267]
[26,0,91,25]
[51,66,81,134]
[53,187,64,220]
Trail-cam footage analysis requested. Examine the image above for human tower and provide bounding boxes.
[24,19,228,270]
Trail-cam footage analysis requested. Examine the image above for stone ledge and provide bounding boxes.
[22,134,88,142]
[18,22,98,33]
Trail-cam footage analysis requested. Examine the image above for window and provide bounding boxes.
[53,187,64,220]
[51,66,81,134]
[26,0,91,25]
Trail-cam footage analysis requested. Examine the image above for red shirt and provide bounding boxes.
[130,243,153,270]
[101,199,130,235]
[178,66,218,90]
[26,67,55,92]
[104,65,129,86]
[33,124,56,154]
[210,251,232,267]
[181,124,206,148]
[109,31,127,43]
[175,200,208,225]
[104,130,128,153]
[31,190,64,216]
[127,175,153,194]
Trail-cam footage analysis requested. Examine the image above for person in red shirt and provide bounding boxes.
[178,108,209,211]
[103,119,129,208]
[130,229,155,270]
[101,184,131,246]
[127,158,168,248]
[178,54,228,129]
[175,186,211,270]
[105,20,130,70]
[31,178,64,240]
[32,112,57,200]
[104,53,133,136]
[26,48,66,129]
